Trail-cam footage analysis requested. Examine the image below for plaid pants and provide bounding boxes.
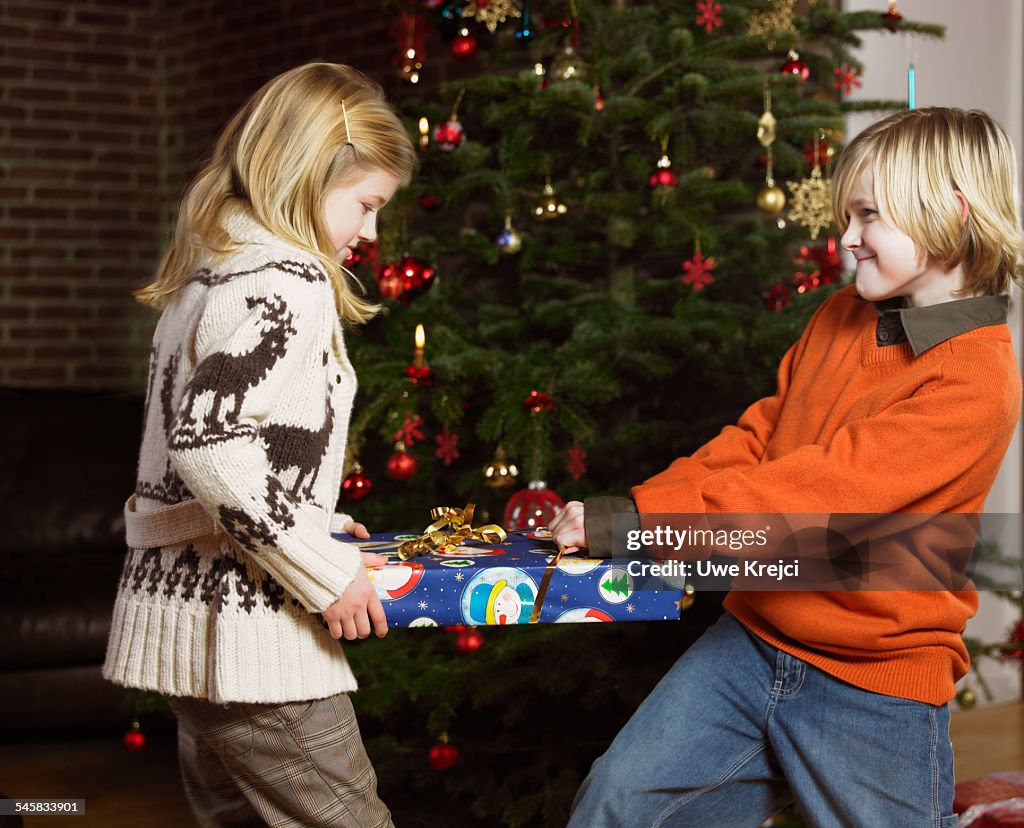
[168,693,394,828]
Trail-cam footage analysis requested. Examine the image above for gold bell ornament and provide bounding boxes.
[534,177,568,220]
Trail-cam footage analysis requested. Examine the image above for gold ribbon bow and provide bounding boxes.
[397,503,507,560]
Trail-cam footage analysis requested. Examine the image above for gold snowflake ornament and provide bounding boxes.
[748,0,797,49]
[461,0,521,34]
[786,167,833,240]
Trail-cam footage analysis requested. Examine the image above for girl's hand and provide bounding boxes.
[339,518,370,539]
[549,500,587,554]
[323,553,389,639]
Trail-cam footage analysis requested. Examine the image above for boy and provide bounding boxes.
[551,107,1023,826]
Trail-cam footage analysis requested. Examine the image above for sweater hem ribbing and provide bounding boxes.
[102,595,358,704]
[726,599,962,706]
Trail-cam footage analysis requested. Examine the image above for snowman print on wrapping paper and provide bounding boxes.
[554,607,614,623]
[367,561,425,601]
[461,567,538,625]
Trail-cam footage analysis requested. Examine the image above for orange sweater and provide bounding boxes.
[633,286,1021,705]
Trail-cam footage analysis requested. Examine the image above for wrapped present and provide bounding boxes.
[957,773,1024,826]
[341,523,685,628]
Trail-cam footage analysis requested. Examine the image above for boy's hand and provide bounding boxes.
[549,500,587,554]
[323,552,389,640]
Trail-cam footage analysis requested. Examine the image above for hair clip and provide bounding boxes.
[341,99,353,147]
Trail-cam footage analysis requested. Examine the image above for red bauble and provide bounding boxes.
[123,721,146,752]
[450,30,477,61]
[504,481,565,532]
[386,449,418,481]
[648,168,678,189]
[378,256,436,304]
[432,118,465,151]
[340,470,373,501]
[378,272,404,300]
[781,51,810,81]
[455,627,485,653]
[429,740,460,771]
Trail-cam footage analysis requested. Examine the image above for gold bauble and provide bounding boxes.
[498,227,521,255]
[678,582,696,611]
[756,184,787,214]
[956,687,977,710]
[483,449,519,488]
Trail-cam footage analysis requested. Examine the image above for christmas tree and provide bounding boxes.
[334,2,944,825]
[958,537,1024,710]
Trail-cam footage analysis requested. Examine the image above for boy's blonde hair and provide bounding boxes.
[832,107,1024,296]
[135,62,417,324]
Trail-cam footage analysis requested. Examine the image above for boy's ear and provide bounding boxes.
[954,190,970,225]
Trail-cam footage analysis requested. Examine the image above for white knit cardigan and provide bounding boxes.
[103,209,365,703]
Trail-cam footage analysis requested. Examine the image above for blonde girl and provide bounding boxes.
[103,63,416,828]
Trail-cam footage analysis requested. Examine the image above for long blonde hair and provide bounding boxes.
[135,62,417,323]
[832,107,1024,296]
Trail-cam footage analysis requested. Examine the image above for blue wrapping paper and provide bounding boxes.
[338,531,685,627]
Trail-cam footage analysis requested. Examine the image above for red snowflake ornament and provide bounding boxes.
[1001,619,1024,666]
[405,365,433,385]
[681,251,716,290]
[567,441,587,480]
[394,414,426,446]
[523,390,556,413]
[764,283,792,312]
[435,426,460,467]
[695,0,723,33]
[833,63,863,96]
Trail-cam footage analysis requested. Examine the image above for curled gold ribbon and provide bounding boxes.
[397,503,507,560]
[529,545,567,624]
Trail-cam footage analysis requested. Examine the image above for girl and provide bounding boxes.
[103,63,416,827]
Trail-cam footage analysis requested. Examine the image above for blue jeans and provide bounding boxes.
[568,613,957,828]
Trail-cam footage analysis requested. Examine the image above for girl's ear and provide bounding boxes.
[954,190,970,225]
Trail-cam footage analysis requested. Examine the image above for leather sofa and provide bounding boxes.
[0,388,143,735]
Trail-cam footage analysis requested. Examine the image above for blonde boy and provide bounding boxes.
[552,108,1023,826]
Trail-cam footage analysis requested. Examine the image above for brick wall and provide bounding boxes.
[0,0,161,389]
[1,0,393,391]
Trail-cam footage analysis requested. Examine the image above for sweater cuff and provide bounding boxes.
[583,496,640,558]
[330,512,354,534]
[632,477,704,514]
